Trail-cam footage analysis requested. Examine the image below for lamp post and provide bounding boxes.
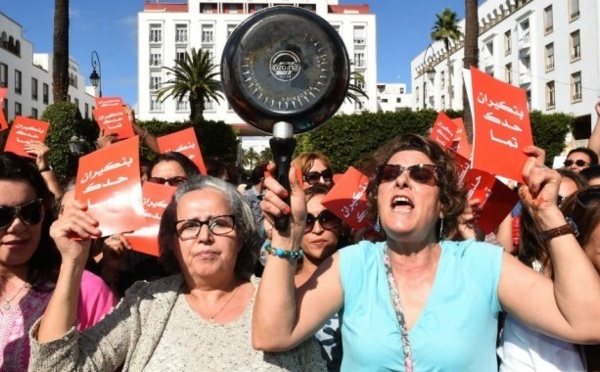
[68,135,91,156]
[90,50,102,97]
[422,44,435,109]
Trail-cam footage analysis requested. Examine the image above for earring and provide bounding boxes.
[438,218,444,240]
[374,215,381,232]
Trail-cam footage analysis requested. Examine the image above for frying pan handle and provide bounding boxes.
[269,136,297,231]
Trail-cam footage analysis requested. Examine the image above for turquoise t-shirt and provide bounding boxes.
[339,240,503,371]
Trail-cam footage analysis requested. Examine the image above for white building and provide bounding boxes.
[411,0,599,145]
[376,83,412,112]
[137,0,377,136]
[0,12,97,122]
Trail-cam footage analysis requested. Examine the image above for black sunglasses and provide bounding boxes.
[0,199,45,230]
[303,169,334,185]
[564,159,589,167]
[377,164,440,186]
[305,210,342,233]
[148,176,187,186]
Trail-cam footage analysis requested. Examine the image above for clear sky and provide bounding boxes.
[2,0,471,107]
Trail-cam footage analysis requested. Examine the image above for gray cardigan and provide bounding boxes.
[29,274,326,372]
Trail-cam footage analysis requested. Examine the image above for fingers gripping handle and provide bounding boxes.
[269,136,297,231]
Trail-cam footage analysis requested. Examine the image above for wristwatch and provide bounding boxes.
[539,217,579,242]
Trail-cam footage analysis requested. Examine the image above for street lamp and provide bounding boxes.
[422,44,435,109]
[90,50,102,97]
[68,135,91,156]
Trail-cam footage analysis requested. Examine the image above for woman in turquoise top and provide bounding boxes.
[253,134,600,371]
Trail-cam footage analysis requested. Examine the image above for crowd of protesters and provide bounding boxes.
[1,101,600,371]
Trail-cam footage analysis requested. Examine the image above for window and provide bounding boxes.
[176,100,189,111]
[149,24,162,43]
[69,72,78,88]
[505,63,512,84]
[440,71,446,88]
[201,25,214,43]
[354,52,366,68]
[14,69,22,94]
[176,48,186,62]
[200,3,216,13]
[227,24,238,38]
[396,97,402,103]
[85,103,89,119]
[353,25,366,44]
[381,98,388,103]
[14,102,21,116]
[545,43,554,71]
[31,78,38,100]
[570,30,581,61]
[354,100,364,110]
[546,81,555,109]
[74,98,79,110]
[415,86,419,103]
[31,108,38,119]
[205,100,215,111]
[571,72,582,101]
[504,30,512,54]
[150,96,163,111]
[175,24,188,43]
[544,6,553,34]
[570,0,580,20]
[42,83,49,104]
[0,63,7,87]
[150,74,162,90]
[150,49,162,66]
[485,41,494,57]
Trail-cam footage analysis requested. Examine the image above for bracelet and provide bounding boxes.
[141,129,149,143]
[539,217,579,242]
[263,241,303,260]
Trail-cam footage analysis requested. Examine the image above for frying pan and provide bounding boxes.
[221,6,350,230]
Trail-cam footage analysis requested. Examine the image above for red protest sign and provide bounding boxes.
[3,116,49,158]
[95,96,124,109]
[157,127,207,175]
[93,106,135,140]
[125,182,176,257]
[430,112,458,148]
[470,66,533,183]
[320,166,370,230]
[75,136,145,237]
[451,117,472,159]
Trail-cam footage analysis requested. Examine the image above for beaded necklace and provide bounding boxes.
[383,245,413,372]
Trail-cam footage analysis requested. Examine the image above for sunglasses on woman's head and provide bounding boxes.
[304,210,342,233]
[0,199,44,230]
[148,176,187,186]
[377,164,439,186]
[564,159,589,167]
[303,169,334,185]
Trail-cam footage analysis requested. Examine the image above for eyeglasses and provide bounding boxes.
[303,169,334,185]
[148,176,187,186]
[564,159,589,168]
[304,210,342,233]
[0,199,44,230]
[377,164,440,186]
[175,215,236,241]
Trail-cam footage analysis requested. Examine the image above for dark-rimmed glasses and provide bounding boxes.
[175,215,236,241]
[303,169,334,186]
[564,159,589,168]
[304,210,342,233]
[0,199,44,230]
[377,164,440,186]
[148,176,187,186]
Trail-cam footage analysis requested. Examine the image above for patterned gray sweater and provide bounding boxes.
[29,274,326,372]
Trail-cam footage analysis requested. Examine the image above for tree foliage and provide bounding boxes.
[345,71,369,108]
[431,7,462,108]
[529,111,572,165]
[157,48,223,122]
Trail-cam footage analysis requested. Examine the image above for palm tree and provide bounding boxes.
[52,0,69,102]
[259,148,272,164]
[345,71,369,109]
[242,147,259,170]
[431,8,463,110]
[157,47,223,122]
[463,0,479,142]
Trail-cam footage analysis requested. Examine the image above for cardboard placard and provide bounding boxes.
[93,106,135,140]
[430,112,458,148]
[75,137,145,237]
[3,116,49,158]
[157,127,207,175]
[320,166,370,230]
[95,96,124,109]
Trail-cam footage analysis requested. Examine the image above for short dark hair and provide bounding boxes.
[0,152,60,290]
[556,168,589,190]
[363,134,467,240]
[147,151,200,179]
[158,175,260,279]
[580,164,600,182]
[567,147,599,166]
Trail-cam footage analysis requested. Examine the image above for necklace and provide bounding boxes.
[1,281,29,312]
[199,283,241,323]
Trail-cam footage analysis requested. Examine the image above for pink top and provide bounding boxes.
[0,270,116,371]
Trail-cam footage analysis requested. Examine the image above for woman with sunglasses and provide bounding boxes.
[255,134,600,370]
[292,152,335,189]
[29,174,325,371]
[0,152,116,371]
[296,184,347,372]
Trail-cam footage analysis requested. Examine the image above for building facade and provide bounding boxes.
[376,83,412,112]
[411,0,600,142]
[0,12,97,123]
[137,0,377,135]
